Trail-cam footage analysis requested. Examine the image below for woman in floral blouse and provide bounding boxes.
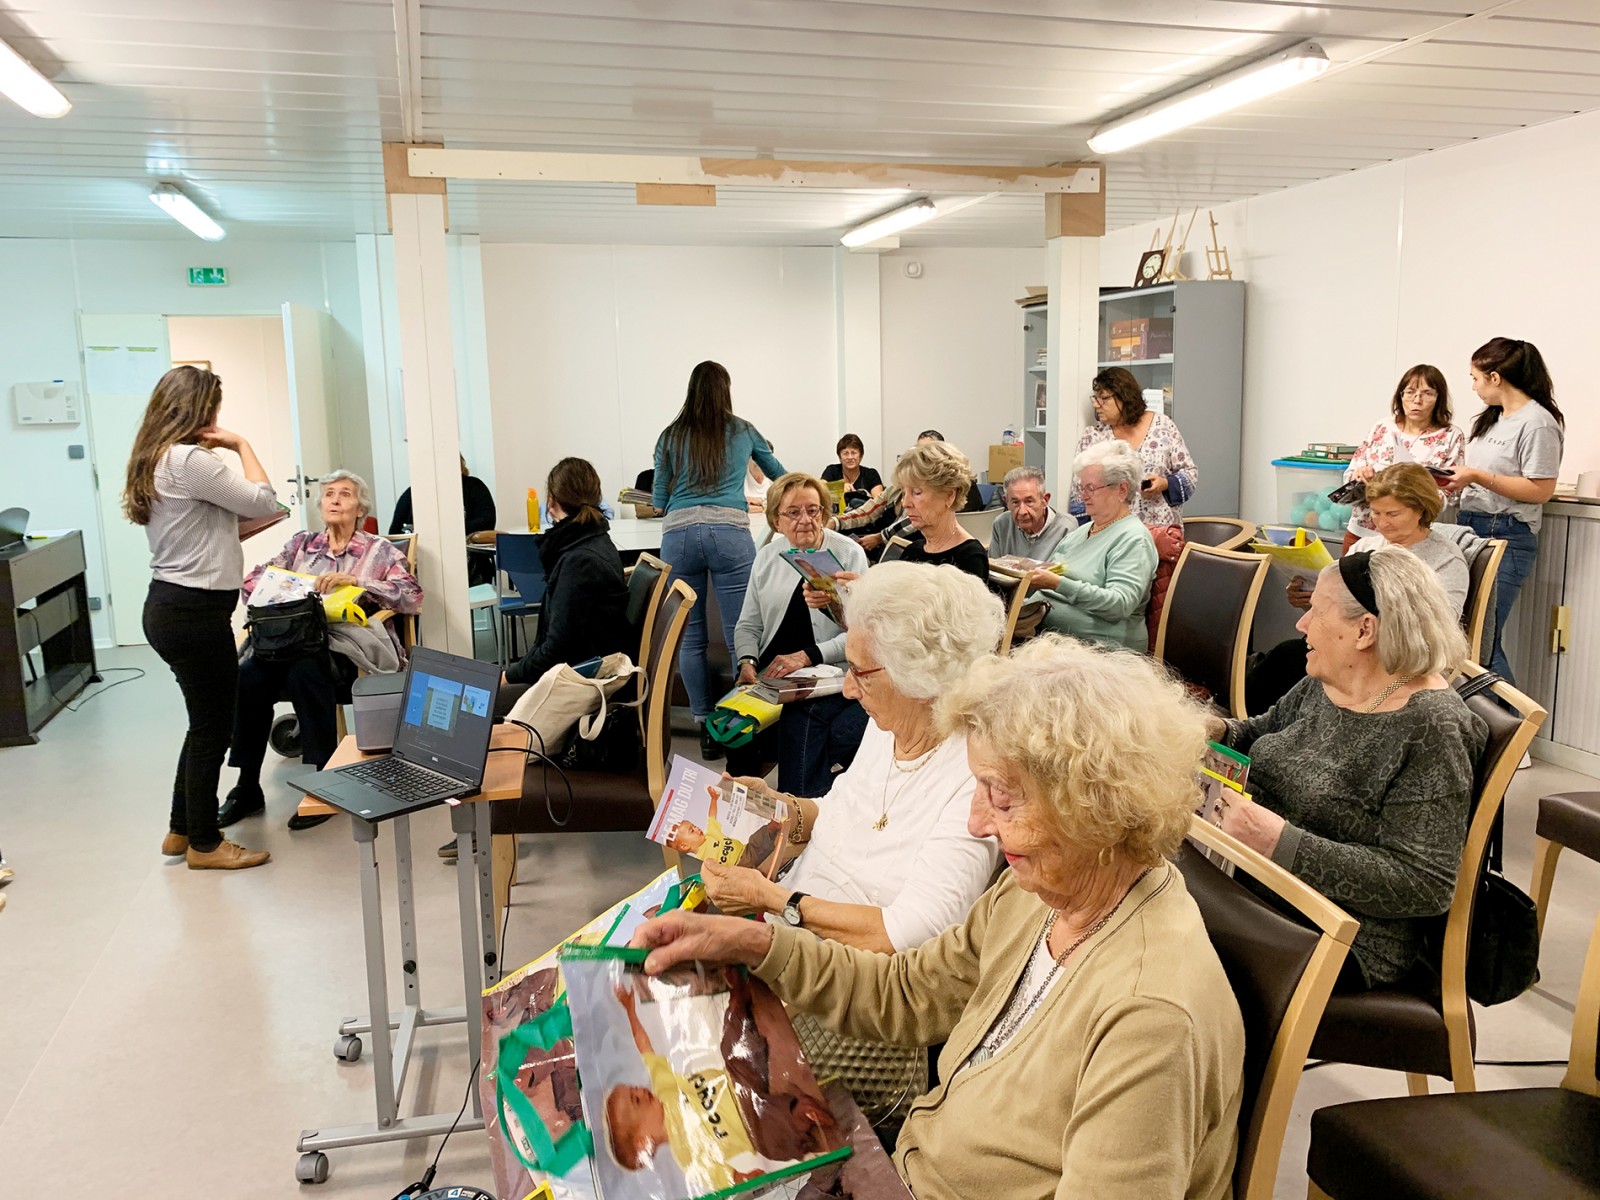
[1341,365,1465,551]
[1071,367,1199,645]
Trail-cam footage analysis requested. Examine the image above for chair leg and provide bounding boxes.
[1307,1183,1336,1200]
[335,705,348,741]
[1531,837,1562,943]
[1405,1073,1430,1096]
[492,834,517,932]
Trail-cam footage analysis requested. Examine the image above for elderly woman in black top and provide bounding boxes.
[1209,546,1487,989]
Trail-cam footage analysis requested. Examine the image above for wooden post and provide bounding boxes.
[1043,178,1105,498]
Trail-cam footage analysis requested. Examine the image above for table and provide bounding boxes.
[292,725,526,1184]
[0,531,98,746]
[504,515,770,555]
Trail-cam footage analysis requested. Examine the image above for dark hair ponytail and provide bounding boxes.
[546,456,605,525]
[1469,337,1563,440]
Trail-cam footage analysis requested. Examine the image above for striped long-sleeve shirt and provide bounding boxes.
[146,444,280,592]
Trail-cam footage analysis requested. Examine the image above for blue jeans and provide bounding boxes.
[660,522,756,718]
[779,694,869,798]
[1458,510,1540,685]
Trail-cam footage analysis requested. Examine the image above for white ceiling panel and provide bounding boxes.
[0,0,1597,243]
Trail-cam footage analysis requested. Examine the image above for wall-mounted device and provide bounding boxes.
[12,380,82,425]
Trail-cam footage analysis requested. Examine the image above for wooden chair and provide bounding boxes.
[489,579,697,922]
[1153,544,1269,719]
[988,570,1034,655]
[1307,663,1547,1095]
[622,552,672,736]
[1182,516,1256,553]
[1178,818,1359,1200]
[1532,791,1600,942]
[1307,849,1600,1200]
[1461,536,1506,667]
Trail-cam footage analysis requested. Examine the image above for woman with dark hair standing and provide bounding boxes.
[652,361,785,755]
[124,366,280,870]
[1340,365,1464,552]
[1073,367,1199,645]
[1441,337,1565,686]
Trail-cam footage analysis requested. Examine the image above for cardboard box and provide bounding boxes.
[989,443,1025,481]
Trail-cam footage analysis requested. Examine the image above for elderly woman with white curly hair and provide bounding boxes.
[701,560,1006,954]
[1210,545,1488,990]
[1027,439,1159,650]
[224,468,422,831]
[635,635,1246,1199]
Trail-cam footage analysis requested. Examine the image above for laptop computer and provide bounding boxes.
[291,646,503,822]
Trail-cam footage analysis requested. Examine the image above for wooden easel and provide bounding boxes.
[1206,211,1234,280]
[1159,208,1198,282]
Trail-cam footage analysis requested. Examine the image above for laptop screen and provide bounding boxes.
[392,647,502,784]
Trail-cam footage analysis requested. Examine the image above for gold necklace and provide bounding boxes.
[1363,675,1416,713]
[875,746,937,830]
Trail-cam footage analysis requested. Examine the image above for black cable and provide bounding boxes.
[1474,1058,1567,1068]
[392,1059,480,1199]
[505,718,577,829]
[64,666,146,711]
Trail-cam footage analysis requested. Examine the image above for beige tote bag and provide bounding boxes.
[502,652,644,759]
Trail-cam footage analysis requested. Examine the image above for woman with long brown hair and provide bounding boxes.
[650,361,784,757]
[125,365,280,870]
[1339,364,1464,552]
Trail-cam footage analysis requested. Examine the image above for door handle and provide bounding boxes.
[1550,605,1570,654]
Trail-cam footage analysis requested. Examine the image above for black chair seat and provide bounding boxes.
[1539,792,1600,863]
[1309,1088,1600,1200]
[1309,967,1464,1079]
[490,765,653,835]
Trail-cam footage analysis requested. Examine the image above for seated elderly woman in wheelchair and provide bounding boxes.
[222,469,422,832]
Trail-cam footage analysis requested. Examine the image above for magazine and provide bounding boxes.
[793,1082,915,1200]
[752,665,846,705]
[1194,742,1252,877]
[780,548,848,623]
[563,950,851,1200]
[482,869,687,1200]
[646,757,788,871]
[988,555,1064,579]
[238,504,291,542]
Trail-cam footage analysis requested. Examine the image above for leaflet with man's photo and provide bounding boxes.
[647,756,787,872]
[563,952,851,1200]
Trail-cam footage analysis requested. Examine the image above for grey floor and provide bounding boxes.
[2,645,1597,1198]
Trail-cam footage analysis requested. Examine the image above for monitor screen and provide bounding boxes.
[397,664,495,775]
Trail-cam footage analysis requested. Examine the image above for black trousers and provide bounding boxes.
[230,651,355,785]
[143,580,238,850]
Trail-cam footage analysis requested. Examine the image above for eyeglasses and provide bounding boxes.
[1402,388,1438,401]
[845,663,886,683]
[1079,481,1119,497]
[779,505,825,521]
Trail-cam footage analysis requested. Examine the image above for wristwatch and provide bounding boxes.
[781,891,809,928]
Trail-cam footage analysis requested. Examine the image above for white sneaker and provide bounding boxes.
[1517,750,1532,770]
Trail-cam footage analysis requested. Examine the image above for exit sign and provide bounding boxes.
[188,266,228,286]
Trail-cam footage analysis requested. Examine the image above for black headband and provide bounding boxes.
[1338,551,1380,617]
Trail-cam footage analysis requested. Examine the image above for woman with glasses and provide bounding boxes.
[1027,441,1158,651]
[726,473,870,795]
[1341,364,1464,552]
[702,561,1004,955]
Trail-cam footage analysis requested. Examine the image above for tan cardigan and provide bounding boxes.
[755,866,1245,1200]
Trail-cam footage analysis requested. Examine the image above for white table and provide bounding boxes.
[504,515,770,554]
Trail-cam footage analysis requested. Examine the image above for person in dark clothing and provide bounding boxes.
[820,433,885,510]
[892,440,991,582]
[502,457,630,692]
[389,454,498,585]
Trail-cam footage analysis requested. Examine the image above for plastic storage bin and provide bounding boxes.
[1272,459,1353,533]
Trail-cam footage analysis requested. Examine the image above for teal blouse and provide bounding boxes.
[1040,514,1159,651]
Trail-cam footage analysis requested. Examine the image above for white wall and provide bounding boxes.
[0,238,369,643]
[479,245,844,522]
[1100,107,1600,523]
[878,247,1045,472]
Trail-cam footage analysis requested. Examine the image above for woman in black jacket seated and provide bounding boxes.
[501,457,630,697]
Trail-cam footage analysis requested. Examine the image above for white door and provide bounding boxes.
[80,314,172,645]
[281,302,342,513]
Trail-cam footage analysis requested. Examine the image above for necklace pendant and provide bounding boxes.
[873,814,889,831]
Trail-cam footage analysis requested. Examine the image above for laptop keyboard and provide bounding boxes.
[342,757,459,802]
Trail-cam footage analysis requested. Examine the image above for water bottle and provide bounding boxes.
[526,487,541,532]
[1002,425,1016,445]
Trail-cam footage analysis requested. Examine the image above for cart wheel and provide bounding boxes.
[270,713,302,757]
[295,1151,329,1184]
[334,1034,362,1062]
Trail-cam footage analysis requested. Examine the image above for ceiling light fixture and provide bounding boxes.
[1087,40,1330,155]
[840,197,938,248]
[150,184,226,241]
[0,35,71,118]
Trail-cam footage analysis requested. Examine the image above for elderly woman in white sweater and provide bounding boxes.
[726,472,870,795]
[705,560,1006,953]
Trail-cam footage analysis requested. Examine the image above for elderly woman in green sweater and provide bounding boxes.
[633,635,1246,1200]
[1027,440,1158,651]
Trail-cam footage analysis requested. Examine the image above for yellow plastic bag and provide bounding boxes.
[320,584,368,626]
[1249,525,1334,581]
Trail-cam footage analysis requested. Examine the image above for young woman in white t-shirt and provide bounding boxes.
[1440,337,1565,685]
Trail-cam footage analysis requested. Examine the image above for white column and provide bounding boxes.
[391,193,473,654]
[835,248,883,454]
[1044,236,1100,497]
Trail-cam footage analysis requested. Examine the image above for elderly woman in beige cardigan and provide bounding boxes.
[634,635,1246,1199]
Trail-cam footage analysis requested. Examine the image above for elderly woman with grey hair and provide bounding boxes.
[1026,440,1158,651]
[1211,545,1487,989]
[701,561,1005,953]
[223,468,423,830]
[633,635,1246,1199]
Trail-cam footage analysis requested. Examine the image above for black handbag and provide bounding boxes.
[245,595,329,663]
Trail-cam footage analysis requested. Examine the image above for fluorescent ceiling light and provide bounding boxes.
[1088,40,1330,155]
[841,198,938,247]
[150,184,226,241]
[0,35,71,118]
